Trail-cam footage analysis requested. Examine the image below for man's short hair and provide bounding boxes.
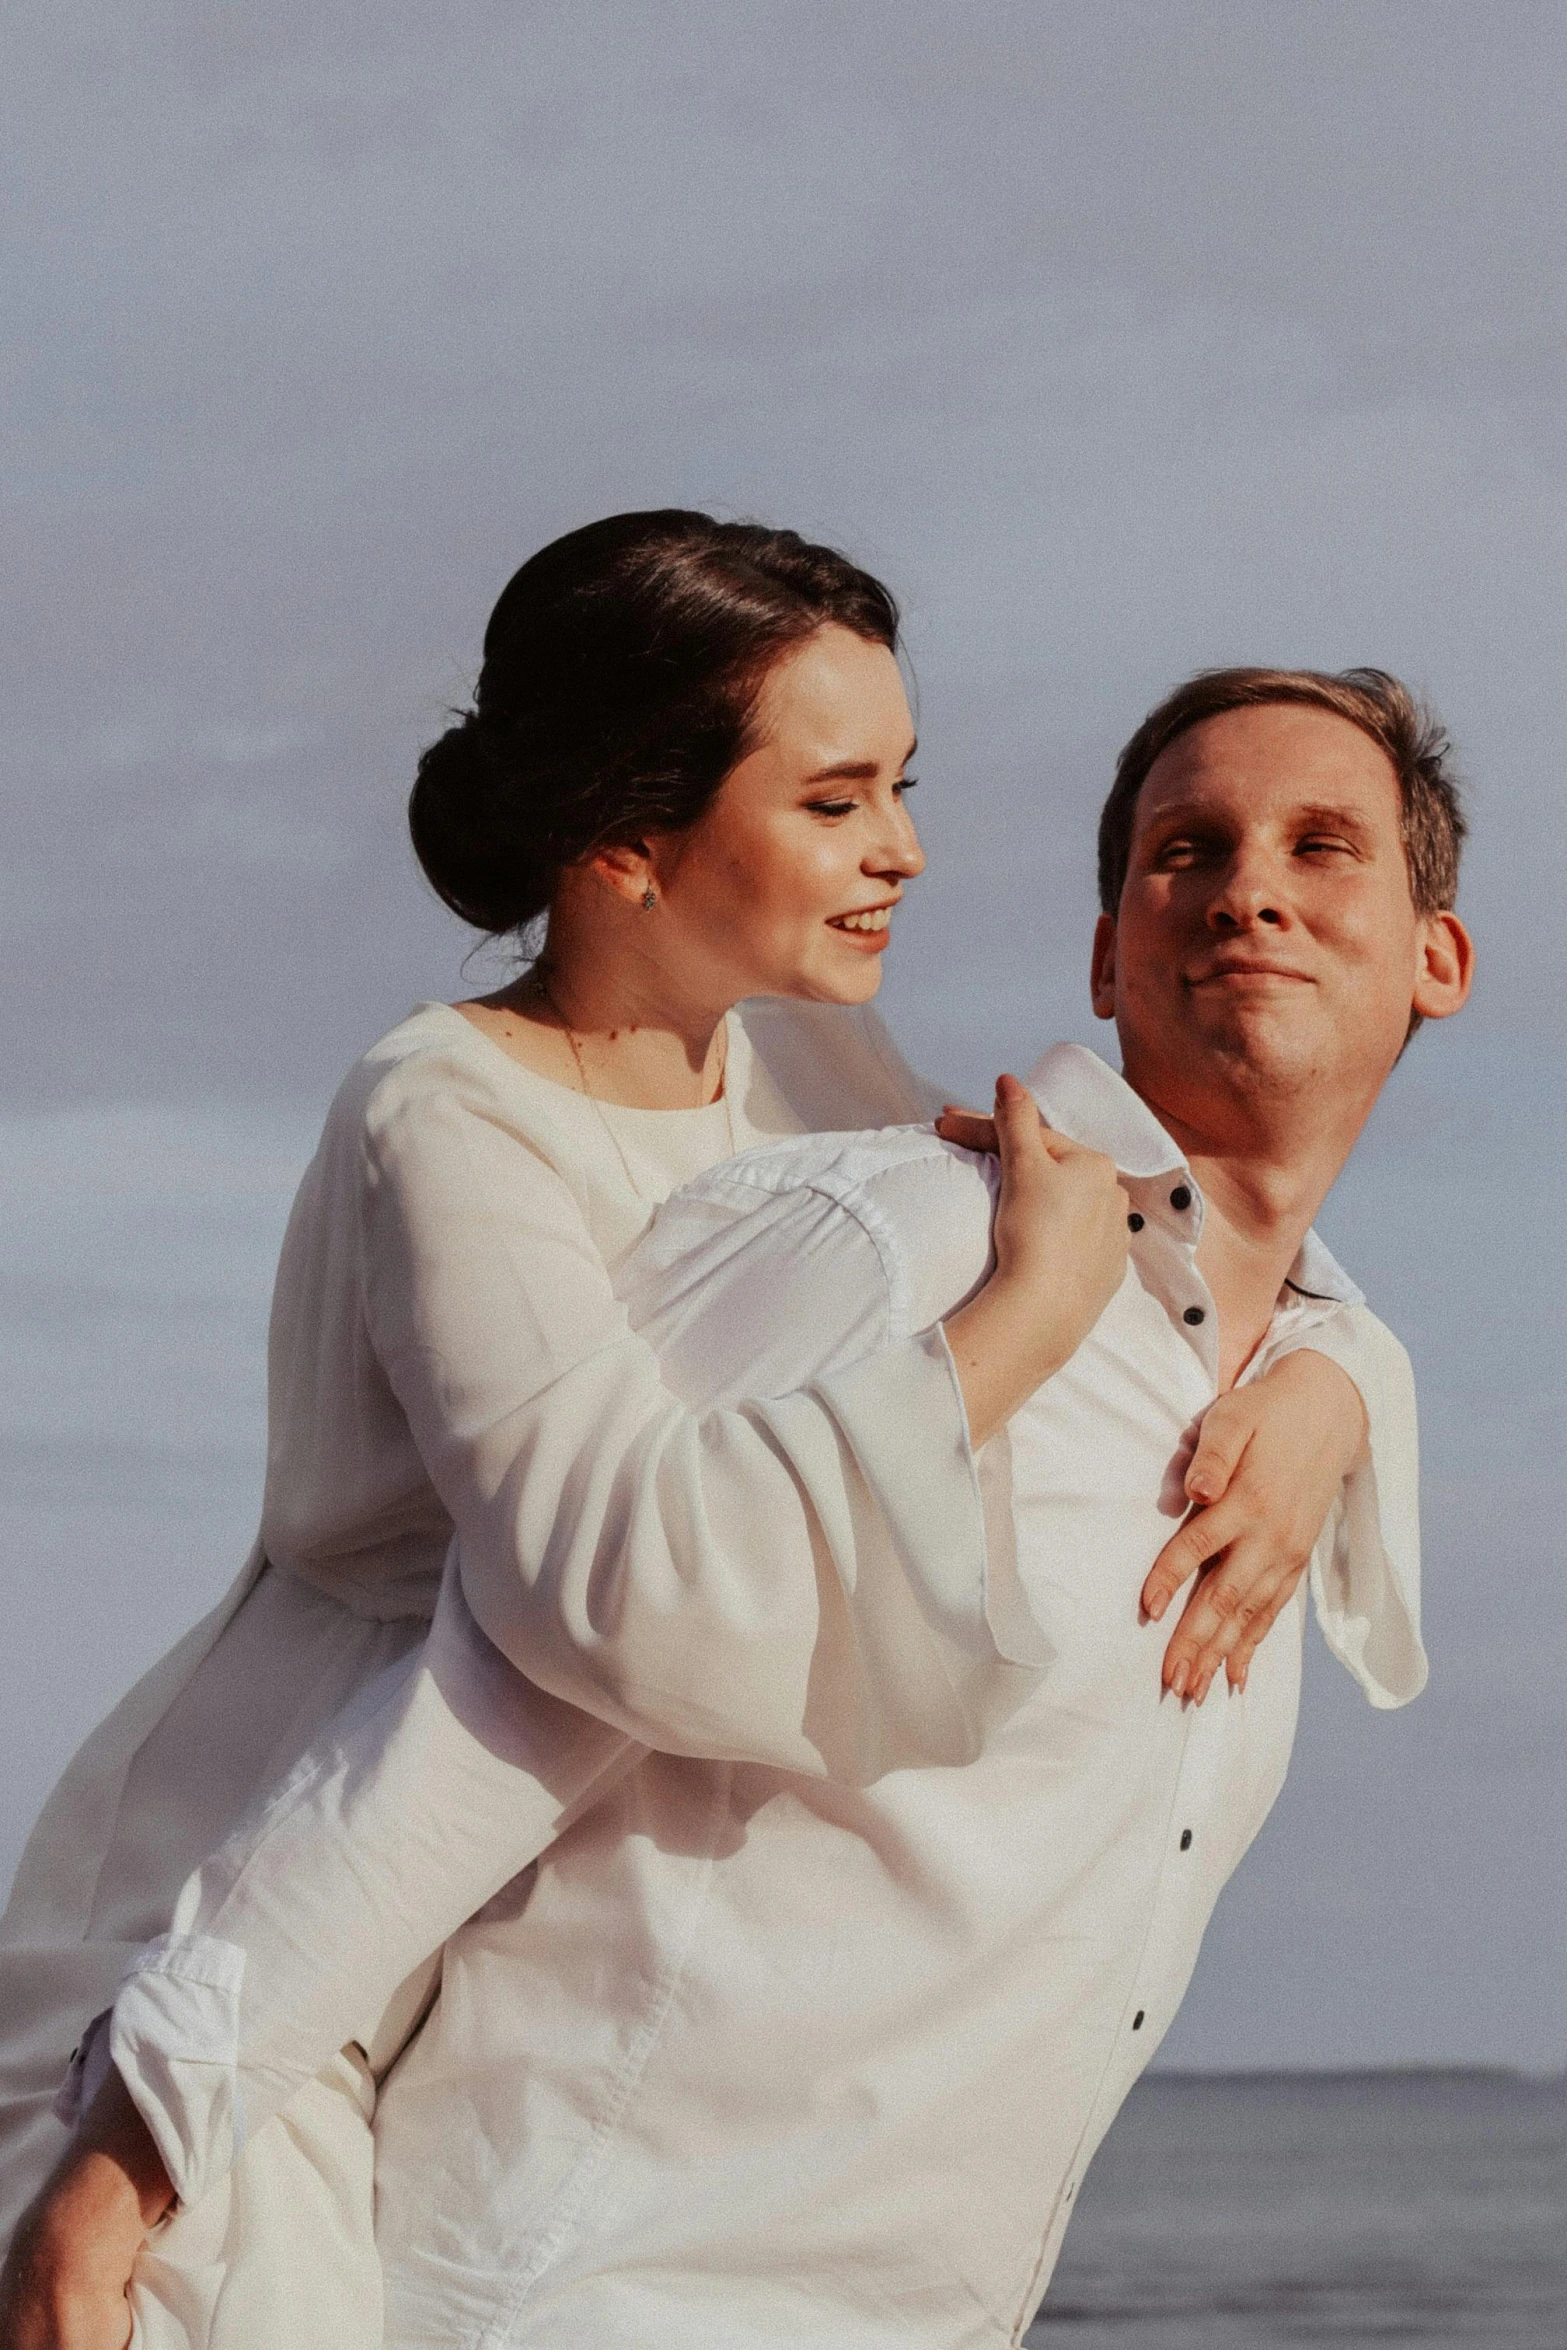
[1097,667,1467,916]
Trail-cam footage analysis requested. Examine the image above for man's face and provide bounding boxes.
[1091,703,1472,1130]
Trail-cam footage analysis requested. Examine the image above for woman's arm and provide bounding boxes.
[1142,1313,1424,1707]
[353,1057,1123,1774]
[1141,1349,1367,1698]
[941,1076,1129,1447]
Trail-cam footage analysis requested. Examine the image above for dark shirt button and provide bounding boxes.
[1183,1305,1206,1326]
[1179,1828,1193,1851]
[1127,1211,1145,1232]
[1132,2010,1146,2030]
[1169,1185,1192,1212]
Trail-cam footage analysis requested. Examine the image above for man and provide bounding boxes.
[15,666,1472,2347]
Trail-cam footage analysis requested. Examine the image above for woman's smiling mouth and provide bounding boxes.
[830,904,897,940]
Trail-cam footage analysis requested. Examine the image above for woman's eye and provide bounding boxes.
[894,775,918,797]
[806,798,857,818]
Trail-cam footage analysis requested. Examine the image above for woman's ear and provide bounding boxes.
[1411,909,1475,1024]
[585,840,655,909]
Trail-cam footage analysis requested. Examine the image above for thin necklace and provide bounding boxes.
[529,964,737,1200]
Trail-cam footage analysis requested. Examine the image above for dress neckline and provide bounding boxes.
[417,1000,739,1125]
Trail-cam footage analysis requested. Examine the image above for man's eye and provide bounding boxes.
[1298,836,1354,855]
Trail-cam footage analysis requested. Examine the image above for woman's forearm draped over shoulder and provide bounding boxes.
[352,1064,1033,1778]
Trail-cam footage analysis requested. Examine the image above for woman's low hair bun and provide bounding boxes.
[409,509,900,940]
[408,711,554,936]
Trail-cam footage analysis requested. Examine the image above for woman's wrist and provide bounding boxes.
[72,2066,176,2230]
[944,1273,1076,1449]
[1273,1345,1369,1464]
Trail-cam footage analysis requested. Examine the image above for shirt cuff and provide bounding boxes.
[51,2008,114,2130]
[109,1932,247,2211]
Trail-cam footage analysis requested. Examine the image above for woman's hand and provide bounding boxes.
[1142,1349,1370,1700]
[939,1077,1129,1449]
[0,2070,173,2350]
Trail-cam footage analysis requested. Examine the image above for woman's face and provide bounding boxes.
[649,624,925,1007]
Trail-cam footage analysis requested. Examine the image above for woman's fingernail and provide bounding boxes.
[1147,1591,1166,1621]
[1170,1660,1189,1697]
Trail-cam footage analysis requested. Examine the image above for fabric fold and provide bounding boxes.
[1290,1311,1425,1707]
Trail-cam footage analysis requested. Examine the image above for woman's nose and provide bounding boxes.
[874,801,926,880]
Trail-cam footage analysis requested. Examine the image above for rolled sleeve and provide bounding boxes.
[108,1934,245,2209]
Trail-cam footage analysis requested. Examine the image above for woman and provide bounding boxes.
[0,511,1378,2349]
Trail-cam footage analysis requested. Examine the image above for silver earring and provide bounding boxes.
[641,885,657,911]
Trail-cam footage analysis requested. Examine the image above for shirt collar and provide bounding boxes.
[1023,1042,1186,1178]
[1020,1041,1363,1308]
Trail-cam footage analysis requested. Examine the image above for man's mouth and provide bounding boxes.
[1189,961,1312,986]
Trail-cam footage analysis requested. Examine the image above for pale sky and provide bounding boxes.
[3,1,1563,2070]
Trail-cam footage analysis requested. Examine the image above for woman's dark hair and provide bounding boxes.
[409,509,901,935]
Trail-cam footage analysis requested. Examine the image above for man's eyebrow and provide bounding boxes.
[1139,797,1380,836]
[1136,798,1226,834]
[804,736,917,784]
[1291,800,1378,836]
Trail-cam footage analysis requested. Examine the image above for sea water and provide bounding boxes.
[1026,2070,1564,2348]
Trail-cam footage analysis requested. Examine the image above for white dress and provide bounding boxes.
[0,994,956,2339]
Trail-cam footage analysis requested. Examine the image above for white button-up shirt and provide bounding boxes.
[113,1045,1422,2350]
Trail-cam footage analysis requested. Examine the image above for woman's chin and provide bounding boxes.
[812,956,886,1005]
[757,960,885,1008]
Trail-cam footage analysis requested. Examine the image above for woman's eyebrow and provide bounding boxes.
[804,736,918,784]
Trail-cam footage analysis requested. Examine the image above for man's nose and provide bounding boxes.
[1206,852,1286,931]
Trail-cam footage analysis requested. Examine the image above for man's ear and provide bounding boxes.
[1090,913,1118,1020]
[1411,909,1475,1024]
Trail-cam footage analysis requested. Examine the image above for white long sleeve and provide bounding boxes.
[349,1059,1028,1770]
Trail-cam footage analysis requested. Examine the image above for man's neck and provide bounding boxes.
[1125,1070,1365,1390]
[1185,1165,1321,1390]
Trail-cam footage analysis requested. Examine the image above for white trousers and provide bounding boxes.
[130,2049,381,2350]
